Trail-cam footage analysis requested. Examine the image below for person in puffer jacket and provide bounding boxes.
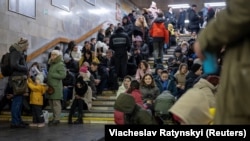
[169,75,219,125]
[149,9,169,67]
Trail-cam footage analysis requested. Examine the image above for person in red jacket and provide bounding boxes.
[114,80,144,125]
[149,9,169,67]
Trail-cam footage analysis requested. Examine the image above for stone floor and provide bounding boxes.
[0,121,105,141]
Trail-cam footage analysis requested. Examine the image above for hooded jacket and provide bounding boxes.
[149,17,169,44]
[169,78,216,124]
[114,93,156,124]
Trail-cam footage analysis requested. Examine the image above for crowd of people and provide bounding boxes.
[0,0,249,128]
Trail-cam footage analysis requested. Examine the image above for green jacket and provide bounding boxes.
[198,0,250,124]
[47,55,66,100]
[114,93,157,125]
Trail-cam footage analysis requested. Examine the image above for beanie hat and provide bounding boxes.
[191,63,201,73]
[80,66,88,73]
[134,36,143,42]
[17,38,29,51]
[51,50,61,56]
[63,53,71,62]
[35,73,44,84]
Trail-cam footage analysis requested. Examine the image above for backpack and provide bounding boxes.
[1,52,13,77]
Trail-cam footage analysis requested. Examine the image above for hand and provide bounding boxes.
[94,79,100,85]
[194,41,205,60]
[6,94,13,99]
[180,85,185,90]
[75,95,80,99]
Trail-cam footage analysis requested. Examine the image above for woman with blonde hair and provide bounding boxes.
[133,15,150,44]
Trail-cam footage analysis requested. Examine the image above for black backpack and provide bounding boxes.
[1,52,12,76]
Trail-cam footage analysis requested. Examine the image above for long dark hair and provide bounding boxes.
[75,76,88,97]
[127,80,140,93]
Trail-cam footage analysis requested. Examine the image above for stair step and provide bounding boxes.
[92,101,115,106]
[96,95,116,101]
[148,58,168,61]
[101,90,116,96]
[90,106,114,111]
[0,115,114,124]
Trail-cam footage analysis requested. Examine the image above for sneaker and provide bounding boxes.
[37,123,45,128]
[29,123,38,127]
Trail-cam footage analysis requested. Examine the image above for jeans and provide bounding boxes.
[63,87,73,101]
[11,95,23,125]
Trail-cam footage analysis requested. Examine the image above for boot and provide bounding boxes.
[74,113,83,124]
[68,112,73,124]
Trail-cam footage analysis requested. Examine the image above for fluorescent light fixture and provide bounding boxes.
[184,20,189,23]
[88,8,110,15]
[204,2,226,7]
[168,4,190,9]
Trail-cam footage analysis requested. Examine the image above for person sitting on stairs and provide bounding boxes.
[68,76,92,124]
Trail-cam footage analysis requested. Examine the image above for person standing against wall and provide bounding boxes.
[194,0,250,124]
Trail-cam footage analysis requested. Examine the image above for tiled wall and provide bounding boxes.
[0,0,136,59]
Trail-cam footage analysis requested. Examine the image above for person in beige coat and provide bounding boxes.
[169,75,219,124]
[68,76,92,124]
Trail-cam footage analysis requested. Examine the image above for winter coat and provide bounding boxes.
[169,78,216,124]
[9,45,28,76]
[154,90,175,117]
[197,0,250,124]
[27,78,47,106]
[149,17,169,44]
[140,85,160,102]
[47,55,66,100]
[114,93,156,125]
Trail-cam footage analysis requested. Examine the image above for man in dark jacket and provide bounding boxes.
[177,8,186,34]
[109,26,131,80]
[188,4,201,34]
[9,38,29,128]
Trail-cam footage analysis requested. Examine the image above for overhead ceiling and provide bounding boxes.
[129,0,225,13]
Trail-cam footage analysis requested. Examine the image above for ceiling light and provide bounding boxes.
[88,8,110,15]
[168,4,190,9]
[204,2,226,7]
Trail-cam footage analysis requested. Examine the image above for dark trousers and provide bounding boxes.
[11,95,23,125]
[0,95,12,112]
[31,104,44,124]
[107,68,118,90]
[114,54,128,79]
[68,99,88,122]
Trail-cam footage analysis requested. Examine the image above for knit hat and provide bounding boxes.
[51,50,61,56]
[191,63,201,73]
[17,38,29,51]
[63,53,71,62]
[80,66,88,73]
[134,36,143,42]
[35,73,44,84]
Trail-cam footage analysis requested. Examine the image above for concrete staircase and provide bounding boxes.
[0,35,191,125]
[0,91,117,124]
